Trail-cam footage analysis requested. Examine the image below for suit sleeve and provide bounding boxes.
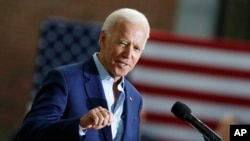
[15,70,84,141]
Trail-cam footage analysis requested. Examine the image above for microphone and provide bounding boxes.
[171,101,222,141]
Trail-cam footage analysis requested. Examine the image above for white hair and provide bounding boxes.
[102,8,150,38]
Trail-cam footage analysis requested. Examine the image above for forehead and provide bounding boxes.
[111,21,148,41]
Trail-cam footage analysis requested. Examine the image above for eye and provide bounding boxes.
[119,41,127,47]
[134,46,141,52]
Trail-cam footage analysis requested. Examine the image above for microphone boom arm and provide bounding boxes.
[186,114,222,141]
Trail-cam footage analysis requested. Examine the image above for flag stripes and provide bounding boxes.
[130,30,250,141]
[134,83,250,107]
[138,57,250,80]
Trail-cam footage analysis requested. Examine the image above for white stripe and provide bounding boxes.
[143,95,250,123]
[131,66,250,97]
[137,40,250,141]
[144,41,250,70]
[142,122,203,141]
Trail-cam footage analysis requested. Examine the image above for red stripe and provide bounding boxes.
[138,57,250,80]
[146,112,218,130]
[150,29,250,53]
[133,83,250,107]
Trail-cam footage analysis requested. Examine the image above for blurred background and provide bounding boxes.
[0,0,250,141]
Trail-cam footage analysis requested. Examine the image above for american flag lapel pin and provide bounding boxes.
[129,97,133,101]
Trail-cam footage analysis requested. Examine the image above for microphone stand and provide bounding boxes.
[203,135,210,141]
[186,114,222,141]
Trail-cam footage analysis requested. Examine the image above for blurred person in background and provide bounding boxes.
[15,8,150,141]
[216,113,238,141]
[140,108,158,141]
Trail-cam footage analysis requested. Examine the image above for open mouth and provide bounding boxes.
[117,61,129,67]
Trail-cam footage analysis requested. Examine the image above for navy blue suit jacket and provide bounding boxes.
[16,57,143,141]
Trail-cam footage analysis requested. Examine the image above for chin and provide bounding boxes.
[115,71,128,77]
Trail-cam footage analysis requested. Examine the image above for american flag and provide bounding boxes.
[32,18,101,98]
[33,19,250,141]
[131,30,250,141]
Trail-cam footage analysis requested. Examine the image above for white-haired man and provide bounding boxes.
[15,8,150,141]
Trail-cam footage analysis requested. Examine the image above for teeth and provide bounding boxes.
[119,62,127,66]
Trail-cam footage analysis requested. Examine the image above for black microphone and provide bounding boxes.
[171,101,222,141]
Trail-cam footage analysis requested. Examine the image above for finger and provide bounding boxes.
[98,107,111,125]
[80,109,99,129]
[90,107,104,126]
[82,107,114,129]
[94,106,115,127]
[92,108,103,126]
[80,107,111,129]
[89,109,100,126]
[103,109,114,125]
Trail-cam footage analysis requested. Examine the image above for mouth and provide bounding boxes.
[117,61,129,67]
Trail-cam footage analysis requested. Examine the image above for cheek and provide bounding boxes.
[131,55,141,67]
[133,53,142,62]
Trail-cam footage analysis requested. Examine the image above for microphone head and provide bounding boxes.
[171,101,191,120]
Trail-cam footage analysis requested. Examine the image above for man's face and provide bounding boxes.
[99,21,148,80]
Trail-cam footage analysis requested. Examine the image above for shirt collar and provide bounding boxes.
[93,53,125,92]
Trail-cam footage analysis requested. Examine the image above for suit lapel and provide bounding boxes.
[122,82,138,141]
[82,58,113,141]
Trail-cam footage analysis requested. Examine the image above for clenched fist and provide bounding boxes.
[80,106,114,130]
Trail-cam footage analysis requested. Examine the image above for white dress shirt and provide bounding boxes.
[93,53,125,140]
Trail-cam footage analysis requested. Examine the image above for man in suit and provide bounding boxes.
[15,8,150,141]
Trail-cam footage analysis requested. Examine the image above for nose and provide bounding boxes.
[122,45,133,58]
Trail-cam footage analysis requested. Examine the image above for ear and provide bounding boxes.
[99,30,106,48]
